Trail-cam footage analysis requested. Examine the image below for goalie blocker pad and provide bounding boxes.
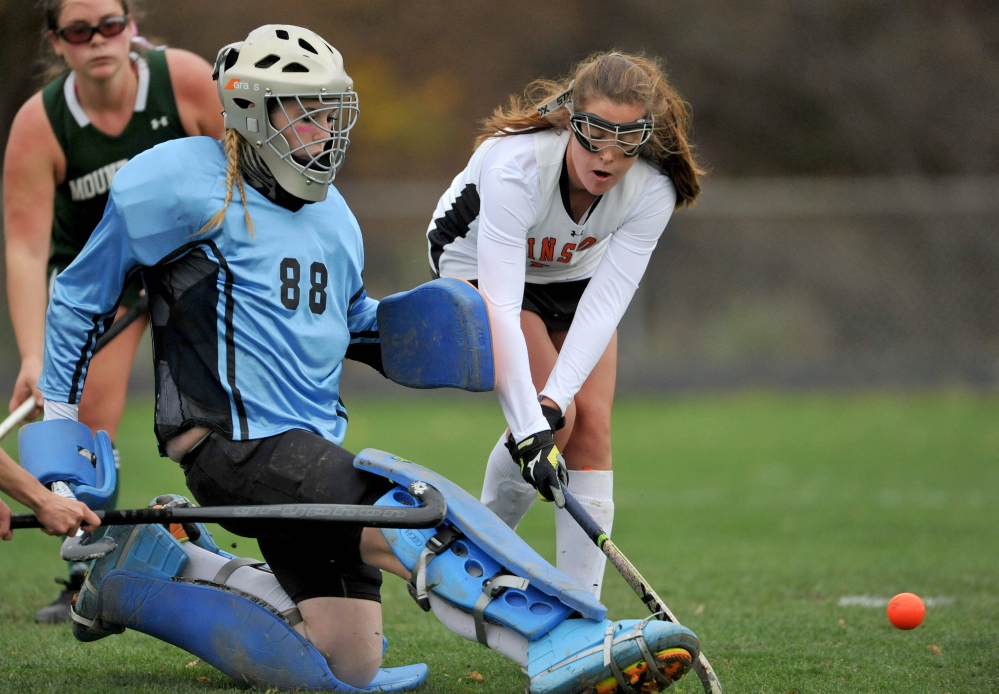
[378,277,494,391]
[18,419,117,509]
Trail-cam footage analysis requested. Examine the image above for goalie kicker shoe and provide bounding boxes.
[71,495,210,642]
[526,616,699,694]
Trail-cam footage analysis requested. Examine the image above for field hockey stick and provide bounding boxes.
[93,293,149,350]
[562,489,723,694]
[0,295,150,442]
[0,398,36,441]
[10,480,447,532]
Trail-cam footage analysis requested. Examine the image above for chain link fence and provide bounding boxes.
[340,176,999,393]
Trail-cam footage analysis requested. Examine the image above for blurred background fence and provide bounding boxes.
[1,0,997,394]
[3,175,998,395]
[338,175,999,394]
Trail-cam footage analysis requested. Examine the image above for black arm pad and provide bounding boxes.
[345,342,385,376]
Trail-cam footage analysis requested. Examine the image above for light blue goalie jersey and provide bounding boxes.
[39,137,379,450]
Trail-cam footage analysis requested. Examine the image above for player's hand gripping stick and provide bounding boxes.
[50,481,119,562]
[508,429,568,507]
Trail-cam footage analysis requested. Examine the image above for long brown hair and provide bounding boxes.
[477,50,703,207]
[34,0,152,86]
[197,129,255,236]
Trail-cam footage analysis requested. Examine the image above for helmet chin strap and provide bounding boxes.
[239,138,310,211]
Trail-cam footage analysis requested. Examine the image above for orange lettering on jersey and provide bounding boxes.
[526,238,536,260]
[557,243,576,263]
[540,238,556,262]
[530,262,547,267]
[576,237,597,251]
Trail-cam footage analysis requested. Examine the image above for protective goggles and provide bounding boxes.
[568,110,654,158]
[536,81,654,158]
[54,15,129,45]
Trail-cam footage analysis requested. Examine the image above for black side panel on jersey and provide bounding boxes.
[345,286,384,374]
[67,274,136,403]
[428,183,480,274]
[144,245,236,452]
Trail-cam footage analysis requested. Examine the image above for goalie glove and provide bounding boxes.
[507,429,568,508]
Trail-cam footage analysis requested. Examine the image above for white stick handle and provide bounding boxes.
[0,398,38,441]
[50,481,76,499]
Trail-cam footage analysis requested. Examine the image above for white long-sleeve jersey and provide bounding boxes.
[427,130,676,441]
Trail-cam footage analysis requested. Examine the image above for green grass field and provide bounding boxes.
[1,392,997,693]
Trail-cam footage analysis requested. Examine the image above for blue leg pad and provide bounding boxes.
[95,570,428,692]
[358,449,605,625]
[378,277,494,391]
[527,618,700,694]
[378,485,575,641]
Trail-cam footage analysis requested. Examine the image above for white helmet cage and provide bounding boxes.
[213,25,358,201]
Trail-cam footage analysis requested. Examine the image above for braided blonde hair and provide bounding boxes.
[197,130,255,236]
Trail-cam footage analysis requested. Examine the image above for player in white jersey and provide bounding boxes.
[428,51,703,599]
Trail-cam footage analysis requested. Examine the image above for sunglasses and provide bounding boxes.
[568,111,654,158]
[54,15,129,45]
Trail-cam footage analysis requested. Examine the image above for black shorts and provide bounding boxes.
[521,279,590,331]
[467,278,590,331]
[180,429,394,603]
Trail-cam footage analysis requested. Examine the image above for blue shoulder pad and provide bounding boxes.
[355,448,606,623]
[18,420,117,509]
[378,277,494,391]
[97,570,428,692]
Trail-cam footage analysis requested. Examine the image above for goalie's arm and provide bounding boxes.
[39,144,209,405]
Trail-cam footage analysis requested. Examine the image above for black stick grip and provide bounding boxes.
[10,481,445,531]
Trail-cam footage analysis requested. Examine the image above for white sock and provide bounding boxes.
[480,433,536,530]
[428,593,529,666]
[180,542,296,613]
[554,470,614,600]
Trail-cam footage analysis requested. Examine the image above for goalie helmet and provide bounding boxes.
[213,25,358,202]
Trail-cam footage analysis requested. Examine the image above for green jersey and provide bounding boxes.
[42,49,186,271]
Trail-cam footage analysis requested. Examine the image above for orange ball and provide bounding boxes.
[887,592,925,630]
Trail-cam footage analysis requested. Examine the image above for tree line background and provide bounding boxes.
[1,0,997,392]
